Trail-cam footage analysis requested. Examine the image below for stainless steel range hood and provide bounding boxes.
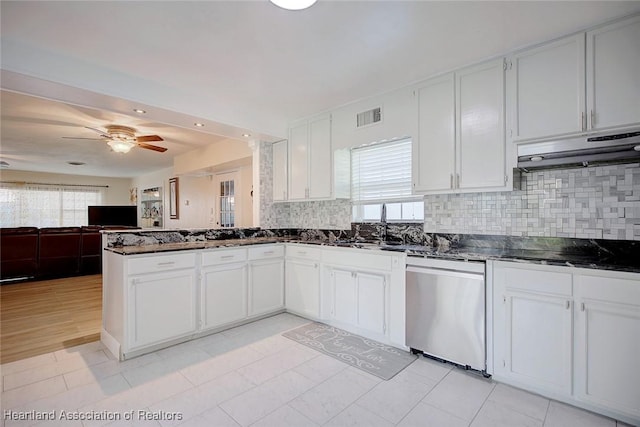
[517,130,640,171]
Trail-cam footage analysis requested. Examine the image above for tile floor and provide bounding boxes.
[0,314,632,427]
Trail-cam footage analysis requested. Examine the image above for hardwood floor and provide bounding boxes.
[0,274,102,364]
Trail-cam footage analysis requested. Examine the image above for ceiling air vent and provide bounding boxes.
[356,107,382,128]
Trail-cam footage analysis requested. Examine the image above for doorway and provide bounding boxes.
[213,171,239,228]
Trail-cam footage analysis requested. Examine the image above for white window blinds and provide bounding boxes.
[0,183,105,227]
[351,138,416,204]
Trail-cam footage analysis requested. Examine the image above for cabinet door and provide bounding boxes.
[587,15,640,131]
[128,269,197,349]
[508,34,585,140]
[201,264,247,330]
[356,272,386,335]
[502,290,573,395]
[330,268,357,325]
[285,259,320,319]
[289,122,309,200]
[308,116,332,199]
[249,259,284,316]
[457,59,506,191]
[414,74,456,192]
[574,274,640,419]
[272,140,288,202]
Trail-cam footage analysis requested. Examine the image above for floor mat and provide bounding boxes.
[283,322,416,380]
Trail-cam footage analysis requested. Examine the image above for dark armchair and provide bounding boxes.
[0,227,39,281]
[38,227,82,279]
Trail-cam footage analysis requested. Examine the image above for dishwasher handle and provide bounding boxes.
[406,265,484,281]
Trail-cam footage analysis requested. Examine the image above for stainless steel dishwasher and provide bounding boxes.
[406,257,487,374]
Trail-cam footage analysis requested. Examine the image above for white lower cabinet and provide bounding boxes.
[248,245,285,316]
[128,268,197,350]
[201,263,247,330]
[329,268,359,326]
[285,259,321,319]
[321,246,405,345]
[102,243,407,362]
[355,272,387,335]
[328,267,387,338]
[492,261,640,424]
[103,246,287,360]
[574,274,640,420]
[502,289,573,395]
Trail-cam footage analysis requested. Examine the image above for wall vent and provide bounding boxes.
[356,107,382,128]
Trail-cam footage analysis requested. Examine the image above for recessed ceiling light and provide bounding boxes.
[133,109,146,114]
[270,0,318,10]
[242,133,251,138]
[67,161,86,166]
[194,122,205,127]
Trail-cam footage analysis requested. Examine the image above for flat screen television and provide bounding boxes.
[88,205,138,227]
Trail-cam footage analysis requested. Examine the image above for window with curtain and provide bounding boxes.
[0,183,105,227]
[351,138,424,222]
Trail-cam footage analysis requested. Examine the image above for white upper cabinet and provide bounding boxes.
[414,74,455,193]
[508,14,640,142]
[287,115,334,201]
[285,114,349,202]
[507,34,586,141]
[308,117,332,199]
[586,15,640,131]
[272,140,288,202]
[414,58,507,194]
[288,122,311,200]
[457,59,507,191]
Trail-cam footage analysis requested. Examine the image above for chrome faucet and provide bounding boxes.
[380,203,387,241]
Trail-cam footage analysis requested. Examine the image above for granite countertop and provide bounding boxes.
[106,236,640,273]
[106,237,288,255]
[286,240,638,273]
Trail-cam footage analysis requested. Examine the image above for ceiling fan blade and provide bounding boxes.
[61,136,103,140]
[137,142,167,152]
[84,126,111,138]
[136,135,164,142]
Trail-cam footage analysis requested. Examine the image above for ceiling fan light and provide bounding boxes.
[107,140,136,154]
[269,0,318,10]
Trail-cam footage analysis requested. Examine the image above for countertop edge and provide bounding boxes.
[104,239,640,274]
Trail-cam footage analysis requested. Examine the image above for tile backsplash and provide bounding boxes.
[424,163,640,240]
[259,141,351,230]
[261,141,640,240]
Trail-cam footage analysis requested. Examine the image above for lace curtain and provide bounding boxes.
[0,183,105,227]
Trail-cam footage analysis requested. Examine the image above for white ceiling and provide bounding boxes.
[2,1,639,178]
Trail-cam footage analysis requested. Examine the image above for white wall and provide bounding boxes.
[132,163,254,230]
[173,138,253,176]
[239,165,254,227]
[0,170,132,205]
[331,86,417,150]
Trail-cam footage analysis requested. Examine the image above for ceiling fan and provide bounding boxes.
[63,125,167,153]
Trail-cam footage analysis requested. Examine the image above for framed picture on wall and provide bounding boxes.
[169,177,179,219]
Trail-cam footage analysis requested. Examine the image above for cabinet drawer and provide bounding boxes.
[202,248,247,266]
[503,266,572,296]
[248,245,284,260]
[286,244,322,261]
[128,252,197,275]
[576,273,640,305]
[322,247,392,272]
